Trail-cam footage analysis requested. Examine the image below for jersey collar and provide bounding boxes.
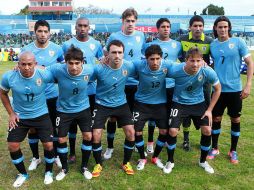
[188,32,205,41]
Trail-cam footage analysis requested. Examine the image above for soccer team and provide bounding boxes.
[0,8,253,188]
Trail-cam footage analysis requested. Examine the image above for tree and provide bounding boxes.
[16,5,29,15]
[201,4,224,15]
[74,4,114,15]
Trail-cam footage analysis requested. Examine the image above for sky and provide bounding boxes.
[0,0,253,16]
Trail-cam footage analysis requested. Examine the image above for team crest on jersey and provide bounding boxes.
[49,50,55,57]
[84,75,89,81]
[136,36,141,43]
[90,43,95,51]
[229,43,235,49]
[36,78,42,86]
[163,68,168,74]
[198,74,203,81]
[122,70,128,76]
[172,42,177,49]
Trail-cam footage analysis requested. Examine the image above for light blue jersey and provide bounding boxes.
[62,37,103,95]
[210,37,250,92]
[47,63,94,113]
[144,39,182,88]
[169,63,219,105]
[106,31,145,85]
[93,60,135,107]
[22,42,64,99]
[1,69,53,119]
[134,59,174,104]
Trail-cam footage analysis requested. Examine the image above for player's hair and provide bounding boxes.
[145,45,163,59]
[185,47,203,60]
[76,17,89,26]
[156,18,171,29]
[107,40,125,52]
[65,45,84,62]
[189,15,204,27]
[121,8,138,20]
[213,16,232,38]
[34,20,50,32]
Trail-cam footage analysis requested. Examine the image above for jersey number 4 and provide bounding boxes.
[128,49,134,57]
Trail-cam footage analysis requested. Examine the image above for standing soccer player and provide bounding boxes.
[62,17,103,163]
[143,18,182,153]
[177,15,213,151]
[208,16,253,163]
[45,46,94,181]
[103,8,145,160]
[91,40,135,177]
[0,52,55,187]
[164,47,221,174]
[133,45,174,170]
[22,20,64,169]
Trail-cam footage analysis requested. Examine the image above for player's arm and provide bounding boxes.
[241,55,254,99]
[0,89,19,129]
[202,81,221,126]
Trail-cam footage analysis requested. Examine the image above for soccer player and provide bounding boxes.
[177,15,213,151]
[143,18,182,153]
[133,45,174,170]
[22,20,64,169]
[208,16,253,163]
[91,40,135,177]
[0,52,55,187]
[62,17,103,163]
[164,47,221,174]
[45,46,94,180]
[103,8,145,160]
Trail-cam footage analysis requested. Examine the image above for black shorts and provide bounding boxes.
[169,102,209,130]
[7,114,53,142]
[166,87,174,111]
[212,92,242,118]
[46,97,58,137]
[88,94,95,114]
[93,103,133,129]
[125,85,137,112]
[56,108,92,137]
[133,101,168,132]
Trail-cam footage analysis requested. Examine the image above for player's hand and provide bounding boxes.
[100,56,109,65]
[8,113,19,130]
[201,110,212,126]
[240,85,251,99]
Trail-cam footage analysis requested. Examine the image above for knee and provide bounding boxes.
[231,117,240,123]
[42,142,53,151]
[213,116,222,123]
[202,126,211,136]
[92,130,102,143]
[126,127,135,141]
[159,129,168,135]
[8,142,20,152]
[169,128,178,137]
[82,132,92,141]
[58,137,67,144]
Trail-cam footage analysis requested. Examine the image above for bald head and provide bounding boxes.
[76,17,89,26]
[18,51,37,78]
[75,17,90,41]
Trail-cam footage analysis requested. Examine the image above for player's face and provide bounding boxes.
[122,15,137,35]
[18,55,37,78]
[35,26,50,45]
[108,45,124,67]
[67,59,84,76]
[76,19,90,39]
[147,54,162,71]
[189,21,204,39]
[158,22,170,40]
[214,21,229,40]
[185,54,203,74]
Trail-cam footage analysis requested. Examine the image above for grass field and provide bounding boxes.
[0,60,254,190]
